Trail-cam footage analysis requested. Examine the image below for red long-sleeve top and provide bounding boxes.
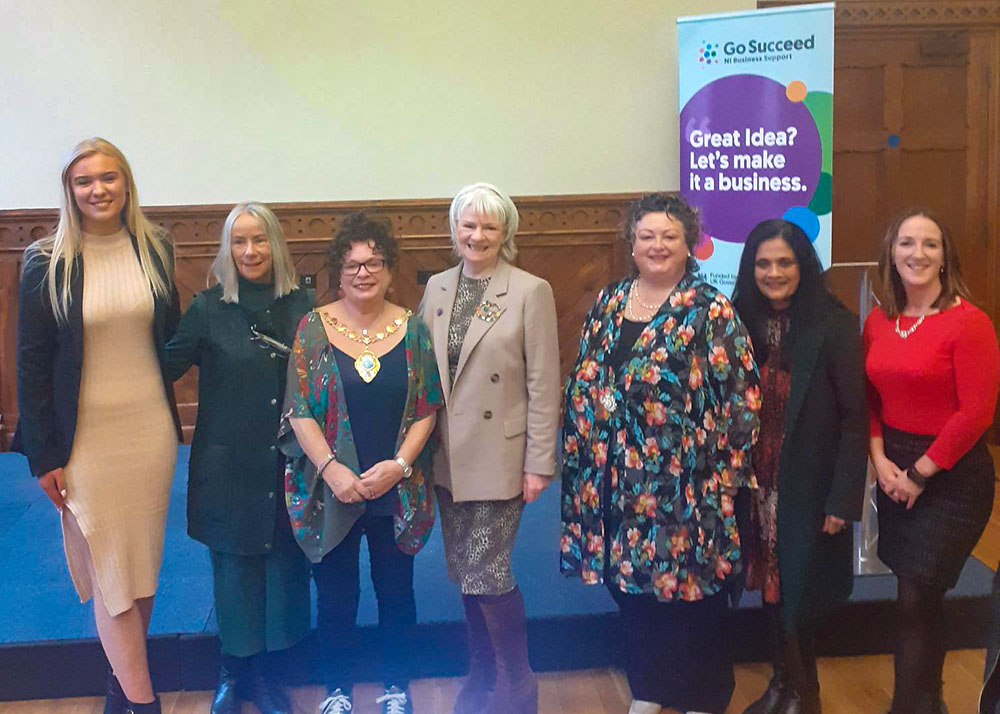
[863,300,999,469]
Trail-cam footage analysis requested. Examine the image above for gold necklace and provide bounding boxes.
[320,309,412,383]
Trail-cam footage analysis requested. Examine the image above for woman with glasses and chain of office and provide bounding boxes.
[282,211,442,714]
[164,202,313,714]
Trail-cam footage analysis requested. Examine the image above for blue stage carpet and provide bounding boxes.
[0,447,995,700]
[0,446,617,644]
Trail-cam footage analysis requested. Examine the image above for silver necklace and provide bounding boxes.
[894,313,925,339]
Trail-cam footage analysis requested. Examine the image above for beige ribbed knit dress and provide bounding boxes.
[61,229,177,617]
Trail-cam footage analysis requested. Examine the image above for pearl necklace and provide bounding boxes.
[626,287,656,321]
[627,280,670,321]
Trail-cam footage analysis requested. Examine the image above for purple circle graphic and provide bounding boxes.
[680,74,821,244]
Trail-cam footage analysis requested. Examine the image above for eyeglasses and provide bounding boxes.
[341,259,386,276]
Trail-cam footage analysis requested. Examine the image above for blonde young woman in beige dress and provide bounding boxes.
[13,138,180,714]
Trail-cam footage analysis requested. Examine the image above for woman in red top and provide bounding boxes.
[864,207,999,714]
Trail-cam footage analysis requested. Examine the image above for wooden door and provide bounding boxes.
[829,23,998,318]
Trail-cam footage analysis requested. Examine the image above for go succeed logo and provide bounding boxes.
[698,34,815,66]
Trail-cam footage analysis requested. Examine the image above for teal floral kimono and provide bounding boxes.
[279,311,443,563]
[560,274,760,601]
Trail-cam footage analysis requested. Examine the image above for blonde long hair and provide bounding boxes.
[27,137,173,323]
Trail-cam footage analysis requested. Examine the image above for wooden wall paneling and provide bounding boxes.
[0,260,20,449]
[968,28,999,323]
[0,195,637,444]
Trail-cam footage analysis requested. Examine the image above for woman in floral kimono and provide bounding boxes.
[282,212,442,714]
[560,194,760,714]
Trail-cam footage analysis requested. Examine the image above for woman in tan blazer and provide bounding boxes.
[420,182,561,714]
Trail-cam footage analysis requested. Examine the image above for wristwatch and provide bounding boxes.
[395,456,413,479]
[906,465,928,488]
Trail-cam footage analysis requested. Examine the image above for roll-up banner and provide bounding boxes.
[677,3,834,294]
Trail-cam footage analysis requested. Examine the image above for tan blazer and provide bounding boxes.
[420,260,561,501]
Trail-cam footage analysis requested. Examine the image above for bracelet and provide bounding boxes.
[906,465,928,488]
[394,456,413,479]
[317,453,337,477]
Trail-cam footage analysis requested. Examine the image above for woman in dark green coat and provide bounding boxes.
[732,219,868,714]
[165,202,313,714]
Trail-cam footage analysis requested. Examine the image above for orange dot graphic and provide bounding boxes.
[693,235,714,261]
[786,80,807,103]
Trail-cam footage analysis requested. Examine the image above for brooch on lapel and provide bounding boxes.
[474,300,502,323]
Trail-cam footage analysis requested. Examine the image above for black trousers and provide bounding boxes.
[312,512,416,691]
[610,586,734,713]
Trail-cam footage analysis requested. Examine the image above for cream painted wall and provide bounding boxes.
[0,0,752,209]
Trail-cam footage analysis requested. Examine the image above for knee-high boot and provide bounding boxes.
[479,587,537,714]
[454,594,497,714]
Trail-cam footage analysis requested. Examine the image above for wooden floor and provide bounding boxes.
[972,448,1000,568]
[0,649,986,714]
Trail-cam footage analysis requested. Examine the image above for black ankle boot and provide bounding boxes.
[212,655,246,714]
[776,687,821,714]
[250,655,291,714]
[104,668,126,714]
[123,697,161,714]
[742,667,787,714]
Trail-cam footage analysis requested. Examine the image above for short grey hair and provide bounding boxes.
[448,182,519,262]
[211,202,299,303]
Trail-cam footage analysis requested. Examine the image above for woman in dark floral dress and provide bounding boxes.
[561,194,761,714]
[732,219,868,714]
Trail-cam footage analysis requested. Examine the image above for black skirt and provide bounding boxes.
[877,424,994,590]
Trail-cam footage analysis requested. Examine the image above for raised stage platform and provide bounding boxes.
[0,448,994,701]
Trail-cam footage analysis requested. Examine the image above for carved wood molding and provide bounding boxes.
[0,194,638,257]
[760,0,1000,28]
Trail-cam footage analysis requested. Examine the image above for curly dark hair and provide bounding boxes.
[325,211,399,279]
[622,193,701,274]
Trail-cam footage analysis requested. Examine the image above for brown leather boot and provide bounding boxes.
[479,587,537,714]
[454,595,496,714]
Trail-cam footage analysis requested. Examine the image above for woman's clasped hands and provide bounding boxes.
[873,454,924,509]
[320,458,404,503]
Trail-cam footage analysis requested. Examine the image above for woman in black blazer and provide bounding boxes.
[731,220,868,714]
[13,138,180,714]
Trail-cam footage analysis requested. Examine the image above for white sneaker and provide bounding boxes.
[376,685,412,714]
[320,688,353,713]
[628,700,662,714]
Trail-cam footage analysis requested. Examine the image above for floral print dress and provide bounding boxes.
[560,274,760,601]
